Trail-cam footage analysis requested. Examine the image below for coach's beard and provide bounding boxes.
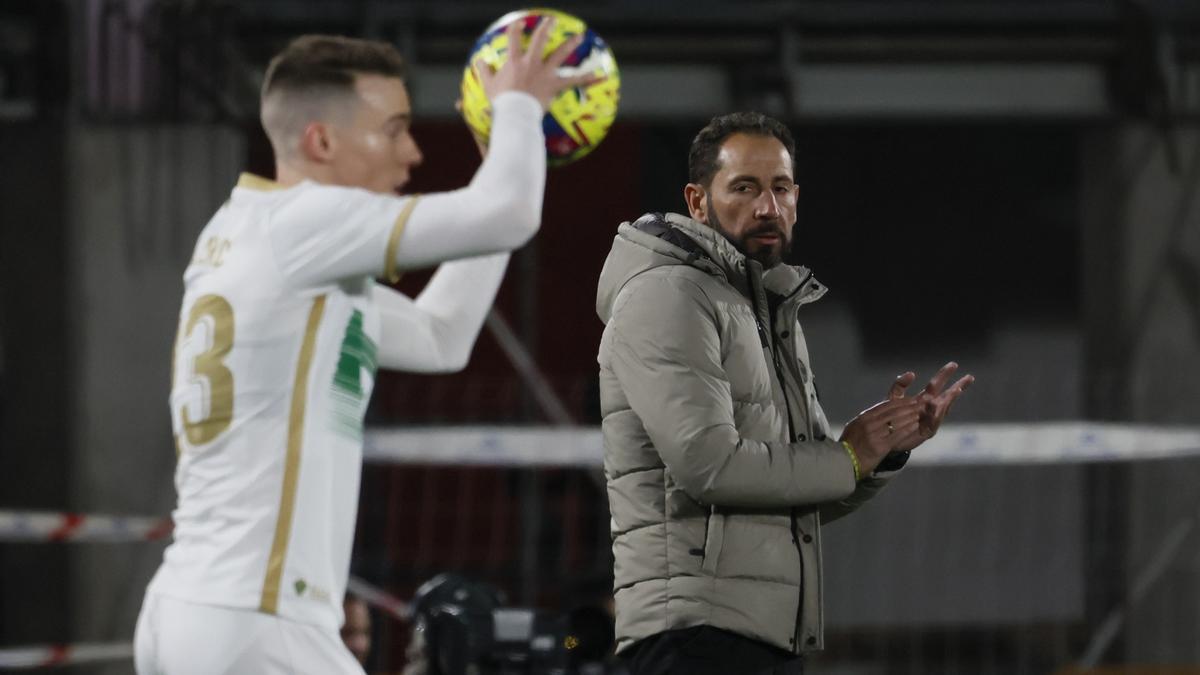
[707,195,791,269]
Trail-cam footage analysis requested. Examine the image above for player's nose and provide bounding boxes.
[401,134,423,169]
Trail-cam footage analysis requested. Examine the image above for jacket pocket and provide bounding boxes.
[701,509,726,575]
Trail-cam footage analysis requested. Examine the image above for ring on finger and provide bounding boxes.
[886,421,895,435]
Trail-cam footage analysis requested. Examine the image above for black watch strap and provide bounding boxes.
[875,449,911,473]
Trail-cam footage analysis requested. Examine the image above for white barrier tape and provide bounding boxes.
[909,422,1200,466]
[366,425,603,468]
[0,642,133,669]
[347,575,412,621]
[363,423,1200,468]
[0,511,172,542]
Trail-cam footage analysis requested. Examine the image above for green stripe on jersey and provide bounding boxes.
[330,310,377,440]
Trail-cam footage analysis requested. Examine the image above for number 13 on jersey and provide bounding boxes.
[172,294,236,448]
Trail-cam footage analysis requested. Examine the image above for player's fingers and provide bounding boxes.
[888,371,916,400]
[561,72,606,91]
[473,56,496,89]
[546,32,584,69]
[526,15,555,63]
[504,20,525,60]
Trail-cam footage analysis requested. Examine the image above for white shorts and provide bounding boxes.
[134,592,365,675]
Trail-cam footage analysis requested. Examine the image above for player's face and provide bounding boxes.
[330,74,423,195]
[689,133,798,269]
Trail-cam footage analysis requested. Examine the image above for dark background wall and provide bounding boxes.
[1,1,1199,673]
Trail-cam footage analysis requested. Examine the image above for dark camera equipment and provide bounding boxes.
[409,573,616,675]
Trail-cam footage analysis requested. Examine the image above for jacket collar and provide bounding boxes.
[660,213,827,307]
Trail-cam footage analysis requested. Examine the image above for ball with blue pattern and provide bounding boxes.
[461,8,621,167]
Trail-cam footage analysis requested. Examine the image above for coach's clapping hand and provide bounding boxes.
[841,363,974,475]
[839,396,922,475]
[887,362,975,453]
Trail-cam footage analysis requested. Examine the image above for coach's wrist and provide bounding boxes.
[874,449,911,474]
[842,440,862,482]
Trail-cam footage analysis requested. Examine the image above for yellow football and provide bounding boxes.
[460,8,620,167]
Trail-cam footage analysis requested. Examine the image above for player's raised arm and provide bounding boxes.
[259,21,598,289]
[371,253,510,373]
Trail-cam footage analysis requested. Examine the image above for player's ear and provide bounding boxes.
[299,121,336,164]
[684,183,708,224]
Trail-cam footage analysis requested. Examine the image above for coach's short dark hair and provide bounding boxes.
[262,35,407,99]
[688,112,796,187]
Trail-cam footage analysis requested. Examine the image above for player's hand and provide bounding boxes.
[839,396,922,475]
[473,17,603,110]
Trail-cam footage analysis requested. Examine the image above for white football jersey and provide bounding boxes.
[148,173,419,632]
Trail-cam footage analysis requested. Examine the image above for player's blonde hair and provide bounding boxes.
[260,35,408,157]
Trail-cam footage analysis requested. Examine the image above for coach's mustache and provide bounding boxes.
[744,222,787,239]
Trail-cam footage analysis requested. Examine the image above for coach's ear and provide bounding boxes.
[299,121,337,164]
[684,183,708,225]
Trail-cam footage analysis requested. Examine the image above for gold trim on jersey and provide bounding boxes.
[383,195,421,283]
[259,295,327,614]
[171,339,181,459]
[237,173,285,192]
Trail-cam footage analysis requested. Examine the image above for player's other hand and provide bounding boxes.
[474,17,603,111]
[839,396,922,475]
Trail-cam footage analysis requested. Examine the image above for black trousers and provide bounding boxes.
[620,626,805,675]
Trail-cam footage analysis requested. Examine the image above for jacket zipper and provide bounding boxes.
[776,283,810,652]
[757,307,806,653]
[754,268,815,653]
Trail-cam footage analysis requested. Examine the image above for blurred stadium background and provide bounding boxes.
[2,0,1200,673]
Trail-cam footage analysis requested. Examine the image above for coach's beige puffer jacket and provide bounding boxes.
[596,213,893,655]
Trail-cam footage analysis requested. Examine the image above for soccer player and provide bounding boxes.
[135,22,591,674]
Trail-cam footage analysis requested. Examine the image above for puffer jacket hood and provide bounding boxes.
[596,212,825,325]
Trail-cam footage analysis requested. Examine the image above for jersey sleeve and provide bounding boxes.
[265,91,545,288]
[386,92,545,270]
[266,185,419,289]
[372,251,508,373]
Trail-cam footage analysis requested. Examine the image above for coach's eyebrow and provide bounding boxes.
[726,174,763,185]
